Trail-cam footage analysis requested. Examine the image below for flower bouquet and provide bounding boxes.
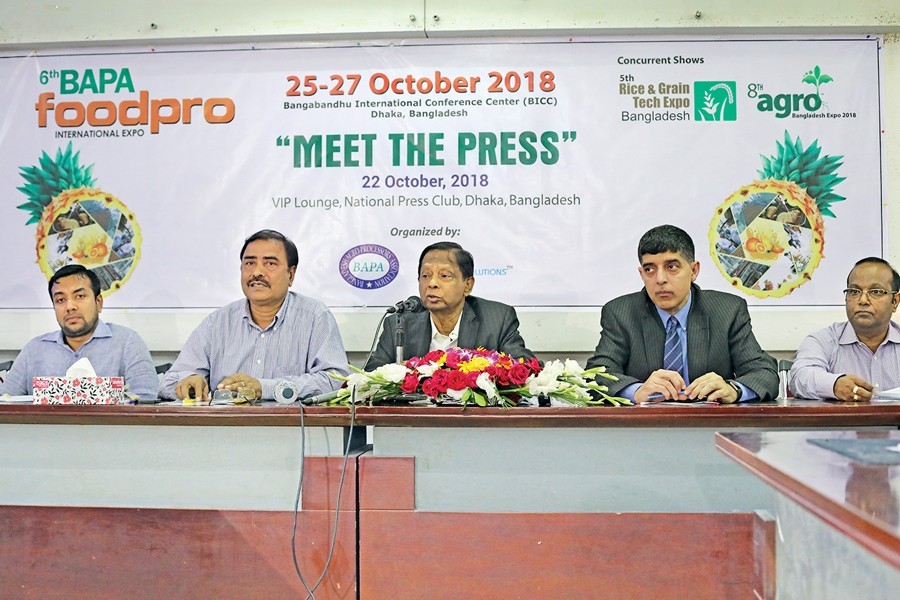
[326,348,630,407]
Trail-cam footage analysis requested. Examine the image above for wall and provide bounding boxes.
[0,1,897,362]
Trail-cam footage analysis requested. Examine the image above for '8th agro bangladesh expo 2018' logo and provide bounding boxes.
[748,65,834,118]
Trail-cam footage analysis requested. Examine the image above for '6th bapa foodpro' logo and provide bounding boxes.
[339,244,399,289]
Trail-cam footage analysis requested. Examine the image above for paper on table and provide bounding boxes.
[66,357,97,378]
[639,399,719,406]
[873,386,900,400]
[0,395,34,404]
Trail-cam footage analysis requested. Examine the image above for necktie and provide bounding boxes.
[663,316,684,376]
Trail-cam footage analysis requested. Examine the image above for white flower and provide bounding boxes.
[374,362,409,383]
[568,376,588,387]
[527,369,562,396]
[346,372,370,391]
[446,387,466,400]
[475,372,500,400]
[541,360,566,379]
[563,359,584,376]
[416,363,439,377]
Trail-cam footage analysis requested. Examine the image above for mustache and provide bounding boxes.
[247,276,270,287]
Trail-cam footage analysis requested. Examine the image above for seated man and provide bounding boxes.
[587,224,777,403]
[365,241,534,370]
[159,229,349,401]
[0,265,157,397]
[790,257,900,401]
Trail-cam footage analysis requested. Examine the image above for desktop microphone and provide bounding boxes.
[301,389,341,405]
[386,296,424,314]
[273,380,299,404]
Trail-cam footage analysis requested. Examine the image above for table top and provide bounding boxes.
[716,429,900,569]
[1,397,900,427]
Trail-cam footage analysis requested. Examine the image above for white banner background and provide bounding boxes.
[0,37,883,309]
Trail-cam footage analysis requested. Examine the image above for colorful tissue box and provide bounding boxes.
[32,376,125,405]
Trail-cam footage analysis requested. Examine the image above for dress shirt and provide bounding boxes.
[158,291,348,400]
[0,320,157,398]
[620,293,756,402]
[789,321,900,399]
[429,312,461,351]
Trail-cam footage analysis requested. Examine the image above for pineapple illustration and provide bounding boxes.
[17,143,141,296]
[709,131,844,298]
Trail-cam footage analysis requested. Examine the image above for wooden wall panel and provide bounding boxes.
[360,511,755,599]
[753,510,777,600]
[0,505,356,599]
[358,455,415,511]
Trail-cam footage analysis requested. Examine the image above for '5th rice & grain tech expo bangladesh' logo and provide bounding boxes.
[693,82,737,121]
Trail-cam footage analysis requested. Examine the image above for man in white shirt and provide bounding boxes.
[790,257,900,401]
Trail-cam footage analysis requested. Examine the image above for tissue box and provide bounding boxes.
[32,376,125,405]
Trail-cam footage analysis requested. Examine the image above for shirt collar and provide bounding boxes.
[242,292,292,332]
[839,320,900,346]
[656,291,692,329]
[430,307,463,347]
[40,319,111,347]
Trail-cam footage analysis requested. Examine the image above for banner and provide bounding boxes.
[0,37,883,309]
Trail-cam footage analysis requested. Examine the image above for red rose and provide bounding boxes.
[446,370,468,391]
[421,379,441,398]
[487,366,510,386]
[508,363,530,385]
[464,371,480,388]
[424,350,445,363]
[401,373,419,394]
[445,353,461,369]
[526,357,542,373]
[430,369,451,393]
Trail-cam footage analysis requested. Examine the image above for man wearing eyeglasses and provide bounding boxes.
[790,257,900,401]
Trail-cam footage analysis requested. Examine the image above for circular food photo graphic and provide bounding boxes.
[709,180,824,298]
[35,187,142,296]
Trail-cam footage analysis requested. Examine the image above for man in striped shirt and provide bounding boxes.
[790,257,900,401]
[158,230,348,401]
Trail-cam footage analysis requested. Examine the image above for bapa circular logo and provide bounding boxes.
[339,244,400,289]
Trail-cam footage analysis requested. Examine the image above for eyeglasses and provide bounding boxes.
[843,288,897,300]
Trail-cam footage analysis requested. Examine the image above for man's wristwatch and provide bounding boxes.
[727,380,743,401]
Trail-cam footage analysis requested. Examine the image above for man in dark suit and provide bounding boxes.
[587,225,777,403]
[365,242,534,370]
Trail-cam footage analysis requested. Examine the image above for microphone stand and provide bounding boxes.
[395,312,405,364]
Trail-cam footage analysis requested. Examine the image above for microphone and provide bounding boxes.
[300,389,341,405]
[386,296,424,314]
[273,380,299,404]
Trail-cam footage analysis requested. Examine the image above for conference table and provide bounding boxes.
[1,399,899,599]
[717,429,900,600]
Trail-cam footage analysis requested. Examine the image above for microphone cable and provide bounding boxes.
[362,311,390,369]
[290,388,357,599]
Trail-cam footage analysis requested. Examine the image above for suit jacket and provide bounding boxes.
[586,284,778,400]
[365,296,535,370]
